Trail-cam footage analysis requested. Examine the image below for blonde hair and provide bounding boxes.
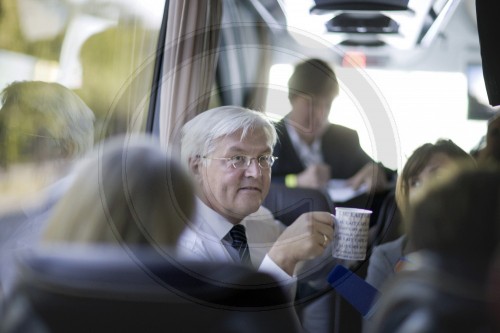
[43,135,194,246]
[0,81,94,167]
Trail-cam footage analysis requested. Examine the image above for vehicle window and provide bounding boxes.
[0,0,166,140]
[0,0,166,212]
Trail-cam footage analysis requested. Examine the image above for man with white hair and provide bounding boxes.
[177,105,334,292]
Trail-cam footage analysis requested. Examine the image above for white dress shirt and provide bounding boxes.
[176,198,297,289]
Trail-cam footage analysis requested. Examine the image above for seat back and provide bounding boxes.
[1,246,302,333]
[368,251,495,333]
[368,189,402,248]
[263,184,334,226]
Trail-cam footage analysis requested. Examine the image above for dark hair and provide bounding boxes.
[396,139,475,215]
[407,166,500,271]
[288,58,339,99]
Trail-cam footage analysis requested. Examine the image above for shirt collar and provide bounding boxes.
[285,120,323,166]
[193,197,235,242]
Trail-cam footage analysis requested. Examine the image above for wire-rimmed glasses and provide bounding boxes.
[203,155,278,169]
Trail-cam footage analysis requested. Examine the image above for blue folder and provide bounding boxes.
[327,264,380,317]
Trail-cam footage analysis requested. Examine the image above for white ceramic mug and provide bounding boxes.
[332,207,372,260]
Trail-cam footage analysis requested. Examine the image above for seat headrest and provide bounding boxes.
[2,245,303,333]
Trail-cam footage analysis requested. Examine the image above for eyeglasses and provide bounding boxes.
[203,155,278,169]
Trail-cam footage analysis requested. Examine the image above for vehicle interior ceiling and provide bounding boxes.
[226,0,488,173]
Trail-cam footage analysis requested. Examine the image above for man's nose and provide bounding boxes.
[244,158,261,177]
[314,107,329,120]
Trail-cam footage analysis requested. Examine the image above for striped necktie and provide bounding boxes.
[229,224,252,266]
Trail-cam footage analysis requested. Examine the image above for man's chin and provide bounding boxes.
[234,201,262,218]
[223,208,260,223]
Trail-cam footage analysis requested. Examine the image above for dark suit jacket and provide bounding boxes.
[272,117,375,183]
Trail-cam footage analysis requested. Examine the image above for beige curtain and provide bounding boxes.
[159,0,222,151]
[217,0,274,110]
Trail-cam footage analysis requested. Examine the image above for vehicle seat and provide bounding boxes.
[0,245,302,333]
[368,189,403,248]
[367,251,495,333]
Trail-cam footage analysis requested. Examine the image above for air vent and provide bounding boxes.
[311,0,411,14]
[340,39,386,47]
[282,0,460,51]
[326,13,400,33]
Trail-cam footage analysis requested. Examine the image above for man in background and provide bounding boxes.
[271,58,394,192]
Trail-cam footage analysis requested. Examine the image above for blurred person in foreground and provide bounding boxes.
[0,81,94,299]
[365,139,476,291]
[0,81,95,212]
[42,135,194,246]
[367,165,500,333]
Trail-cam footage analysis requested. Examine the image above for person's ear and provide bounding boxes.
[188,155,203,182]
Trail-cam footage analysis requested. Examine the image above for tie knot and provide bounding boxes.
[230,224,247,245]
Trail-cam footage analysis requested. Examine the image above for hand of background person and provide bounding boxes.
[297,163,331,189]
[268,211,334,275]
[347,162,388,192]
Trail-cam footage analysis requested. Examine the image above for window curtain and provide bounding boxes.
[217,0,274,110]
[159,0,222,151]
